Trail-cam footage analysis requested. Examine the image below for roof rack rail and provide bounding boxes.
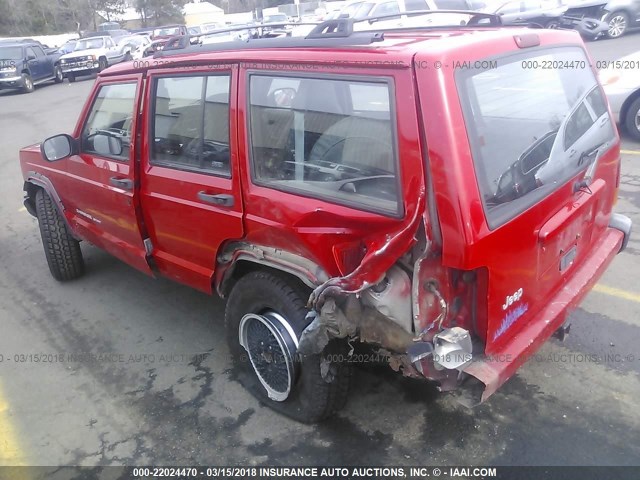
[354,9,502,27]
[155,10,505,58]
[156,25,384,58]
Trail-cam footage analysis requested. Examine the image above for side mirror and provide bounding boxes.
[41,134,75,161]
[27,54,36,60]
[93,133,123,157]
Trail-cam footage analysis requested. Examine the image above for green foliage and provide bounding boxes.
[136,0,186,27]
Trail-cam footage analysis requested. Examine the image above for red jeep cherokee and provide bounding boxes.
[20,15,632,422]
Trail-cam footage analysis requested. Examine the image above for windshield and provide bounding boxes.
[75,38,105,50]
[154,26,181,36]
[458,47,616,229]
[0,47,22,60]
[264,14,287,23]
[341,2,375,19]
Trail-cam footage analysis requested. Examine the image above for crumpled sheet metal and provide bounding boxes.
[308,184,426,311]
[298,295,415,355]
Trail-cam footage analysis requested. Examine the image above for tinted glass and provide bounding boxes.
[249,75,400,216]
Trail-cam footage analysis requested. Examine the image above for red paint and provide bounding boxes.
[20,27,626,402]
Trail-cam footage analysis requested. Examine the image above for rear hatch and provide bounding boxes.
[419,41,619,353]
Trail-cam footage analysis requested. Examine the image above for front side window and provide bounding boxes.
[458,47,616,228]
[81,83,137,161]
[249,74,400,216]
[152,75,231,175]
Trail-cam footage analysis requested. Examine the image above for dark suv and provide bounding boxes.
[0,42,63,93]
[20,15,631,422]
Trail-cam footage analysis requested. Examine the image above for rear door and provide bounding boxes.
[63,75,153,275]
[139,67,243,293]
[422,45,618,353]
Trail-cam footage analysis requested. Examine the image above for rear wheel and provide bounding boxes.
[607,11,629,38]
[624,97,640,142]
[225,271,351,423]
[53,65,63,83]
[34,189,84,281]
[21,73,34,93]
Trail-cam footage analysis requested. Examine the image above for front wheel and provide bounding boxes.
[624,97,640,141]
[67,73,76,83]
[21,73,34,93]
[53,65,63,83]
[35,189,85,281]
[98,57,108,72]
[225,271,351,423]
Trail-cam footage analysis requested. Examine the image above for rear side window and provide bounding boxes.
[248,74,401,217]
[151,74,231,176]
[457,47,616,229]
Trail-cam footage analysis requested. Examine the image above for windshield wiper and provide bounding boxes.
[573,142,605,193]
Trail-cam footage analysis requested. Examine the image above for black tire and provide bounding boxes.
[225,271,351,423]
[21,73,34,93]
[544,20,559,29]
[34,189,84,281]
[53,65,63,83]
[98,57,108,72]
[124,52,133,62]
[67,73,76,83]
[606,11,629,38]
[624,97,640,142]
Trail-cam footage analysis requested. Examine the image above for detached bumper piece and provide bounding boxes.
[560,16,609,37]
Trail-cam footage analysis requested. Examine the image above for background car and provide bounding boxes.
[600,51,640,140]
[0,42,63,93]
[595,0,640,38]
[115,35,150,61]
[57,40,77,54]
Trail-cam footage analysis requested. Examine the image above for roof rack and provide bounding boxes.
[155,10,504,58]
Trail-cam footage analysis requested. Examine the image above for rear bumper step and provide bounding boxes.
[459,226,625,405]
[609,213,632,252]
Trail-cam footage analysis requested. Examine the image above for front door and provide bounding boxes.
[63,75,153,275]
[139,67,243,293]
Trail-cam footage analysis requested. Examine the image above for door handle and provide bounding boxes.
[109,177,133,190]
[197,191,234,207]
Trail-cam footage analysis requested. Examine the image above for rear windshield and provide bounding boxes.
[457,47,616,229]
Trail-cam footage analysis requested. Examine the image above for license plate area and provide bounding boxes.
[560,245,578,272]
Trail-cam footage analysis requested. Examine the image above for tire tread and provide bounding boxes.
[35,189,84,281]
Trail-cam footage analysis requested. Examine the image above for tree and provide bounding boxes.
[135,0,185,27]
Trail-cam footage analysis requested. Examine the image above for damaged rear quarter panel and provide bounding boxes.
[235,65,428,284]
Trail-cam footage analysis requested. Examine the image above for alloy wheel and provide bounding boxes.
[608,14,627,38]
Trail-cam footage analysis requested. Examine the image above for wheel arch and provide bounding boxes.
[619,88,640,128]
[215,243,329,299]
[24,172,80,240]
